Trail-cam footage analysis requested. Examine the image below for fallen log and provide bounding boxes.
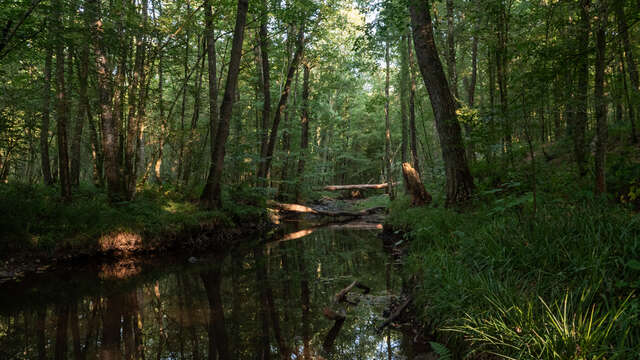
[267,200,385,218]
[323,183,397,191]
[376,297,412,334]
[401,162,432,206]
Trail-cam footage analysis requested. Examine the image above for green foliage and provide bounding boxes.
[0,183,263,257]
[429,341,453,360]
[387,192,640,358]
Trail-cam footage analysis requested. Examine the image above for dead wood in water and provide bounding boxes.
[402,162,432,206]
[377,297,412,334]
[334,280,371,304]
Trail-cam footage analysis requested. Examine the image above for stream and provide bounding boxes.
[0,222,416,359]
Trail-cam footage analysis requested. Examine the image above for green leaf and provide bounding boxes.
[626,259,640,271]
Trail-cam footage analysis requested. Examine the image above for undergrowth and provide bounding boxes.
[387,152,640,359]
[0,183,267,257]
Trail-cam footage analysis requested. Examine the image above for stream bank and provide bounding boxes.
[0,214,417,359]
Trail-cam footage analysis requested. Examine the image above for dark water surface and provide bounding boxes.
[0,225,411,359]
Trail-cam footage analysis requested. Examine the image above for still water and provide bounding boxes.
[0,225,412,359]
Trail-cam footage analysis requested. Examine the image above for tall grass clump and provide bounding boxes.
[387,193,640,358]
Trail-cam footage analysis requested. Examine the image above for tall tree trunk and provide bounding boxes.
[384,41,394,200]
[594,0,607,195]
[87,111,103,187]
[41,45,53,185]
[55,1,71,202]
[621,51,637,142]
[295,63,310,202]
[468,35,478,107]
[71,42,90,187]
[124,1,148,199]
[177,27,189,184]
[200,0,249,209]
[400,34,409,165]
[258,0,272,184]
[575,0,590,176]
[257,25,306,183]
[88,0,122,201]
[155,57,166,184]
[201,0,219,204]
[446,0,458,98]
[183,39,206,185]
[408,34,421,177]
[615,1,639,143]
[409,0,474,206]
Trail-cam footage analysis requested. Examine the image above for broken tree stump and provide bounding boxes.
[334,280,371,304]
[402,162,432,206]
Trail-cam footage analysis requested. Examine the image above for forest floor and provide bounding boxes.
[385,143,640,359]
[0,184,271,284]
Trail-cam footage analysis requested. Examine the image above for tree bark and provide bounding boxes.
[384,41,394,200]
[258,0,272,184]
[446,0,458,98]
[400,34,409,164]
[295,63,310,202]
[71,41,90,187]
[575,0,590,176]
[408,0,474,206]
[258,25,306,183]
[200,0,249,208]
[201,0,219,193]
[183,38,206,185]
[88,0,122,201]
[54,1,71,202]
[615,1,639,143]
[41,45,53,185]
[407,33,421,177]
[468,35,478,107]
[595,0,607,195]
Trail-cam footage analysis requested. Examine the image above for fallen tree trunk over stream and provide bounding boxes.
[322,183,397,191]
[267,200,385,218]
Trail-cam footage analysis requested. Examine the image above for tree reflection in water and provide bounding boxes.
[0,227,408,359]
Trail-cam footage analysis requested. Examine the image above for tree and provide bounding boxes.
[201,0,250,209]
[54,0,71,202]
[87,0,122,201]
[408,0,474,206]
[594,0,607,195]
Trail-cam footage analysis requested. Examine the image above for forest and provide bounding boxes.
[1,0,640,358]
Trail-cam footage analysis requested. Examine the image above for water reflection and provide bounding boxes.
[0,226,408,359]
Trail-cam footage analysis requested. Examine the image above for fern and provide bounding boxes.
[429,341,452,360]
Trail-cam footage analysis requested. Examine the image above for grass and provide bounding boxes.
[0,183,268,258]
[387,148,640,359]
